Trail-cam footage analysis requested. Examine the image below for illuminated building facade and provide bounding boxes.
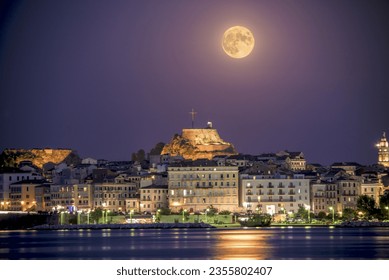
[9,180,45,211]
[93,182,137,211]
[168,160,239,212]
[240,174,310,215]
[376,132,389,167]
[51,184,93,211]
[139,184,168,213]
[0,170,41,210]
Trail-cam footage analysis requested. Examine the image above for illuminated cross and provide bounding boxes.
[189,109,197,128]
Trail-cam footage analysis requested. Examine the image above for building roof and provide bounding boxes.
[169,159,219,167]
[10,179,47,185]
[0,167,31,174]
[140,184,168,190]
[331,162,362,167]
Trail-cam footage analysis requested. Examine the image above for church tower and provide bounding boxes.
[376,132,389,167]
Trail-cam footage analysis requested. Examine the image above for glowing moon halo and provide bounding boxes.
[222,26,255,59]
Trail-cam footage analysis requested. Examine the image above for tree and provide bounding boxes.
[297,205,309,221]
[90,208,103,224]
[342,208,357,221]
[239,213,272,227]
[131,149,146,162]
[158,208,171,215]
[149,142,165,155]
[219,210,231,215]
[380,193,389,215]
[317,211,327,220]
[357,195,378,219]
[206,205,217,216]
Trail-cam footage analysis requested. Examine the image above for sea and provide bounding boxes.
[1,227,389,259]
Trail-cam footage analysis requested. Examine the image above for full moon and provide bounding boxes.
[222,26,255,59]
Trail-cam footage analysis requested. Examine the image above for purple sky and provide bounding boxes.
[1,0,389,165]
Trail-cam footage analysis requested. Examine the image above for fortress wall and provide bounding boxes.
[181,129,224,144]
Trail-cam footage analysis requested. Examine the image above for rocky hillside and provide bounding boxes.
[161,128,237,160]
[0,148,81,169]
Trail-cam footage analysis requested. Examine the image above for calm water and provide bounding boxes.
[1,227,389,260]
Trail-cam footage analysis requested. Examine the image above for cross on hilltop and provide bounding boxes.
[189,109,197,128]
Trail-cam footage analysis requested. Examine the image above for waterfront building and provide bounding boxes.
[51,184,93,211]
[9,179,46,211]
[360,172,384,206]
[0,169,42,210]
[311,181,334,214]
[93,176,138,211]
[35,183,51,212]
[376,132,389,167]
[168,160,239,213]
[240,174,310,215]
[139,184,168,213]
[337,176,361,212]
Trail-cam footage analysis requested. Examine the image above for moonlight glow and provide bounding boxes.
[222,26,255,59]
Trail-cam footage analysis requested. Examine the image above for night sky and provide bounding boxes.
[1,0,389,165]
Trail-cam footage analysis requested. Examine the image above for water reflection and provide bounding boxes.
[212,229,272,259]
[1,227,389,259]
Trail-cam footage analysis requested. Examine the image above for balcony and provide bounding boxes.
[288,185,296,188]
[195,185,213,189]
[267,192,275,195]
[288,191,296,195]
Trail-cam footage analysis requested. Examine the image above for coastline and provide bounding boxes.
[29,222,216,230]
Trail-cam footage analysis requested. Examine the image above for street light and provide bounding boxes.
[385,206,389,220]
[255,207,260,214]
[306,205,311,223]
[106,210,110,223]
[130,209,134,223]
[182,209,187,222]
[87,210,90,224]
[205,208,210,223]
[77,210,82,225]
[329,206,334,223]
[60,211,64,225]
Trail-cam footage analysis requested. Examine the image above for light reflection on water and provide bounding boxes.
[1,227,389,260]
[212,229,271,259]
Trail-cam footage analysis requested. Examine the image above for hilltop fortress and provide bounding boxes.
[161,122,238,160]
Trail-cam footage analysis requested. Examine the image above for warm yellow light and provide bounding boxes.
[222,26,255,59]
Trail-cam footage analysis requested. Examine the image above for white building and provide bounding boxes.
[0,169,41,210]
[240,174,310,215]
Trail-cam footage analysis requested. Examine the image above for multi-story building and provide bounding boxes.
[35,183,51,212]
[0,169,41,209]
[241,174,310,215]
[51,183,93,212]
[9,179,46,211]
[93,180,137,212]
[140,185,168,213]
[359,171,384,206]
[168,160,239,213]
[337,176,361,211]
[311,181,329,214]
